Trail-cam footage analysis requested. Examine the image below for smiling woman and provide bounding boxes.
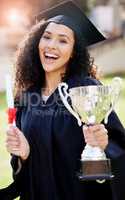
[0,1,125,200]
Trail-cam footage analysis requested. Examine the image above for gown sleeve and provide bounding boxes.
[104,111,125,200]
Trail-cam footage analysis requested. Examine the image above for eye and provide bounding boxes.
[59,39,68,44]
[42,35,51,40]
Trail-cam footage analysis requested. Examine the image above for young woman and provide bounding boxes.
[1,1,125,200]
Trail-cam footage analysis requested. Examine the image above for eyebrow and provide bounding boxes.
[44,31,71,40]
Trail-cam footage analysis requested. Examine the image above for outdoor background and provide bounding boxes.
[0,0,125,198]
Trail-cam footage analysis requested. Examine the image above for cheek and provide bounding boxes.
[39,39,46,51]
[39,43,45,58]
[39,43,43,52]
[61,46,74,60]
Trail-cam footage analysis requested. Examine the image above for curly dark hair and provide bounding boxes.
[14,20,95,97]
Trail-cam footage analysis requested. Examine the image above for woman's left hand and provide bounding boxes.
[82,124,108,150]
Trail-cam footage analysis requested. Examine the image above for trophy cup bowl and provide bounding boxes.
[58,77,122,182]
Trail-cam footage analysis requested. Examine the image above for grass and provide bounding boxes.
[0,75,124,195]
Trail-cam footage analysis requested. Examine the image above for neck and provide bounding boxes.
[43,70,65,96]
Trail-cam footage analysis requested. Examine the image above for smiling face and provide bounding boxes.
[39,22,75,74]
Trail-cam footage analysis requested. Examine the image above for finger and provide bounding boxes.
[84,131,97,144]
[88,124,108,136]
[95,134,108,149]
[94,129,108,139]
[6,129,18,137]
[14,127,22,135]
[14,129,25,142]
[6,141,20,147]
[103,128,108,135]
[6,142,20,150]
[84,133,97,144]
[93,135,108,148]
[6,144,20,152]
[6,135,19,141]
[82,126,90,137]
[7,126,22,136]
[89,124,105,132]
[6,139,20,146]
[6,143,19,151]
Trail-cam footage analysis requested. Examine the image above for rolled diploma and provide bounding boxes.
[5,74,14,108]
[5,74,16,125]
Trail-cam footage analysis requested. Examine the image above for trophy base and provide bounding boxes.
[78,159,114,181]
[78,173,114,181]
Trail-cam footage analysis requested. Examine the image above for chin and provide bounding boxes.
[43,66,59,73]
[43,64,65,73]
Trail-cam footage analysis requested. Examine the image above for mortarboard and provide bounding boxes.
[36,0,105,46]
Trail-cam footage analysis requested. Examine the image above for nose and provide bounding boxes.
[47,39,57,49]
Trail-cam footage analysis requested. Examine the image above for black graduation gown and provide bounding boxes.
[0,76,125,200]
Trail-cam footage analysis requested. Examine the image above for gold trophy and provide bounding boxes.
[58,77,122,182]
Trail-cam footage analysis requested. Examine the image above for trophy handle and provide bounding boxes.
[104,77,122,124]
[58,82,82,126]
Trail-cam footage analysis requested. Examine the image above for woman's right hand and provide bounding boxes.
[6,125,30,161]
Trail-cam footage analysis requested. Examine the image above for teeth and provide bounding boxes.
[45,53,59,59]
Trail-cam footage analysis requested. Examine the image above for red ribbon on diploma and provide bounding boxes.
[7,108,17,124]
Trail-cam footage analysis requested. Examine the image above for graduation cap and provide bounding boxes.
[36,0,105,46]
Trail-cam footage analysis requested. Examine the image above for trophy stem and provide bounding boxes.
[81,144,106,160]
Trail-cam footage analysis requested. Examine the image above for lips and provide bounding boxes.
[44,52,59,59]
[43,52,59,64]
